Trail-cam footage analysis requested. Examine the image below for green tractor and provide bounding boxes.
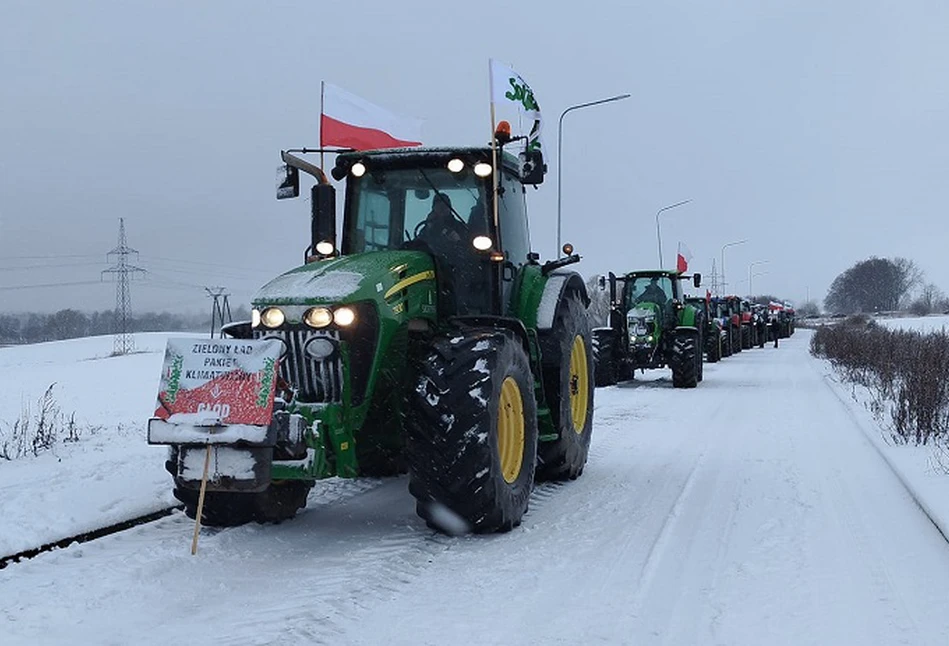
[592,270,703,388]
[685,295,723,363]
[150,140,595,534]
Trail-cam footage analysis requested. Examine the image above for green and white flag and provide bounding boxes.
[489,58,543,151]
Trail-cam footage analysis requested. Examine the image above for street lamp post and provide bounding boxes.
[748,260,769,295]
[557,94,631,256]
[720,239,748,292]
[655,199,692,267]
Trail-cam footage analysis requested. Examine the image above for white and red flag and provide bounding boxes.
[677,242,693,273]
[321,82,423,150]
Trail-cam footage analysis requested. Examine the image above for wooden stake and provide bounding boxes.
[191,444,212,555]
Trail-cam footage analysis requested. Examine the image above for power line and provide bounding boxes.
[0,280,106,291]
[2,254,101,260]
[142,255,274,273]
[0,261,106,271]
[141,262,264,283]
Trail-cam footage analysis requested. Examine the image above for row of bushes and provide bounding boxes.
[811,316,949,445]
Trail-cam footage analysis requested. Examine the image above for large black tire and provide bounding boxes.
[592,327,618,387]
[720,330,732,358]
[405,330,538,534]
[706,330,722,363]
[172,479,312,527]
[730,325,742,354]
[696,334,705,382]
[538,295,595,481]
[671,332,699,388]
[741,324,752,349]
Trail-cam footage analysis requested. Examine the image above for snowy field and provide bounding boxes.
[2,331,949,645]
[877,313,949,333]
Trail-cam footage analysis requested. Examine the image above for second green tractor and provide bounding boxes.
[593,270,704,388]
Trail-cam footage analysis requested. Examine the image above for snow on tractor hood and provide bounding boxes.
[252,251,434,306]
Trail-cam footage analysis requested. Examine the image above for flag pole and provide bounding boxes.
[320,80,325,170]
[488,61,500,232]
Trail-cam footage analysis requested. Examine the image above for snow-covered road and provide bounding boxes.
[3,332,949,645]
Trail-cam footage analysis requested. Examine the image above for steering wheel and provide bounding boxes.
[412,219,430,240]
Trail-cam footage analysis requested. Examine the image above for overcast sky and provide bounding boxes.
[3,1,948,314]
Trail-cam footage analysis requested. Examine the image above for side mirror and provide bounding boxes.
[597,276,606,290]
[693,273,702,288]
[608,271,617,305]
[276,164,300,200]
[519,149,546,185]
[309,184,337,260]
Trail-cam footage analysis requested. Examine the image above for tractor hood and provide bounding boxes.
[252,251,435,307]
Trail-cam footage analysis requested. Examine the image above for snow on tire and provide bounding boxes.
[404,330,537,534]
[671,333,699,389]
[538,294,595,481]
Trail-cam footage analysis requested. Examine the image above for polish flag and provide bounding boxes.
[321,82,423,150]
[677,242,693,273]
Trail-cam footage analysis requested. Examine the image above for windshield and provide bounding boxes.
[343,167,489,254]
[625,275,674,307]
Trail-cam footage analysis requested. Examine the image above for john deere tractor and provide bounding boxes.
[149,140,595,534]
[592,270,703,388]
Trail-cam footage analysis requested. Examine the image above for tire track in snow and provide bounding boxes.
[209,481,455,646]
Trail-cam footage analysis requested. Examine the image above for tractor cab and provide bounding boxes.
[332,148,532,317]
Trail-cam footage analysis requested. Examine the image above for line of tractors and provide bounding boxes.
[591,274,796,389]
[148,132,795,536]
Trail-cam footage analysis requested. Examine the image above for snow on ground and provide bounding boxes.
[877,313,949,333]
[1,332,949,645]
[0,334,184,555]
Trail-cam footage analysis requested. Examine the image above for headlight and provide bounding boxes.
[315,240,335,256]
[447,158,464,173]
[474,162,493,177]
[333,306,356,327]
[304,337,337,361]
[303,307,333,328]
[350,162,366,177]
[260,307,285,329]
[472,235,493,251]
[251,308,261,328]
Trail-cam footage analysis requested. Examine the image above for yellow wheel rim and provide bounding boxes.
[569,335,590,434]
[498,376,526,484]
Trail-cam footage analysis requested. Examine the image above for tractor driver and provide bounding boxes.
[416,193,468,244]
[637,276,668,307]
[412,193,487,315]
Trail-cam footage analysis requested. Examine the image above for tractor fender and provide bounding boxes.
[674,325,700,338]
[536,271,589,330]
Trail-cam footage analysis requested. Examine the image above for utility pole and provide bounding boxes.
[205,287,232,338]
[102,218,146,355]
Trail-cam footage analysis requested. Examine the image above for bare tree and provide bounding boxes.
[824,257,922,314]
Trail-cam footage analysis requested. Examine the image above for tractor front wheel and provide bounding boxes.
[405,330,538,534]
[671,332,699,388]
[172,480,312,527]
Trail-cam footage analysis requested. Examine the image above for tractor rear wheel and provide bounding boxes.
[405,330,538,534]
[592,327,618,387]
[707,331,722,362]
[730,325,742,354]
[538,295,595,481]
[741,325,752,349]
[671,332,699,388]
